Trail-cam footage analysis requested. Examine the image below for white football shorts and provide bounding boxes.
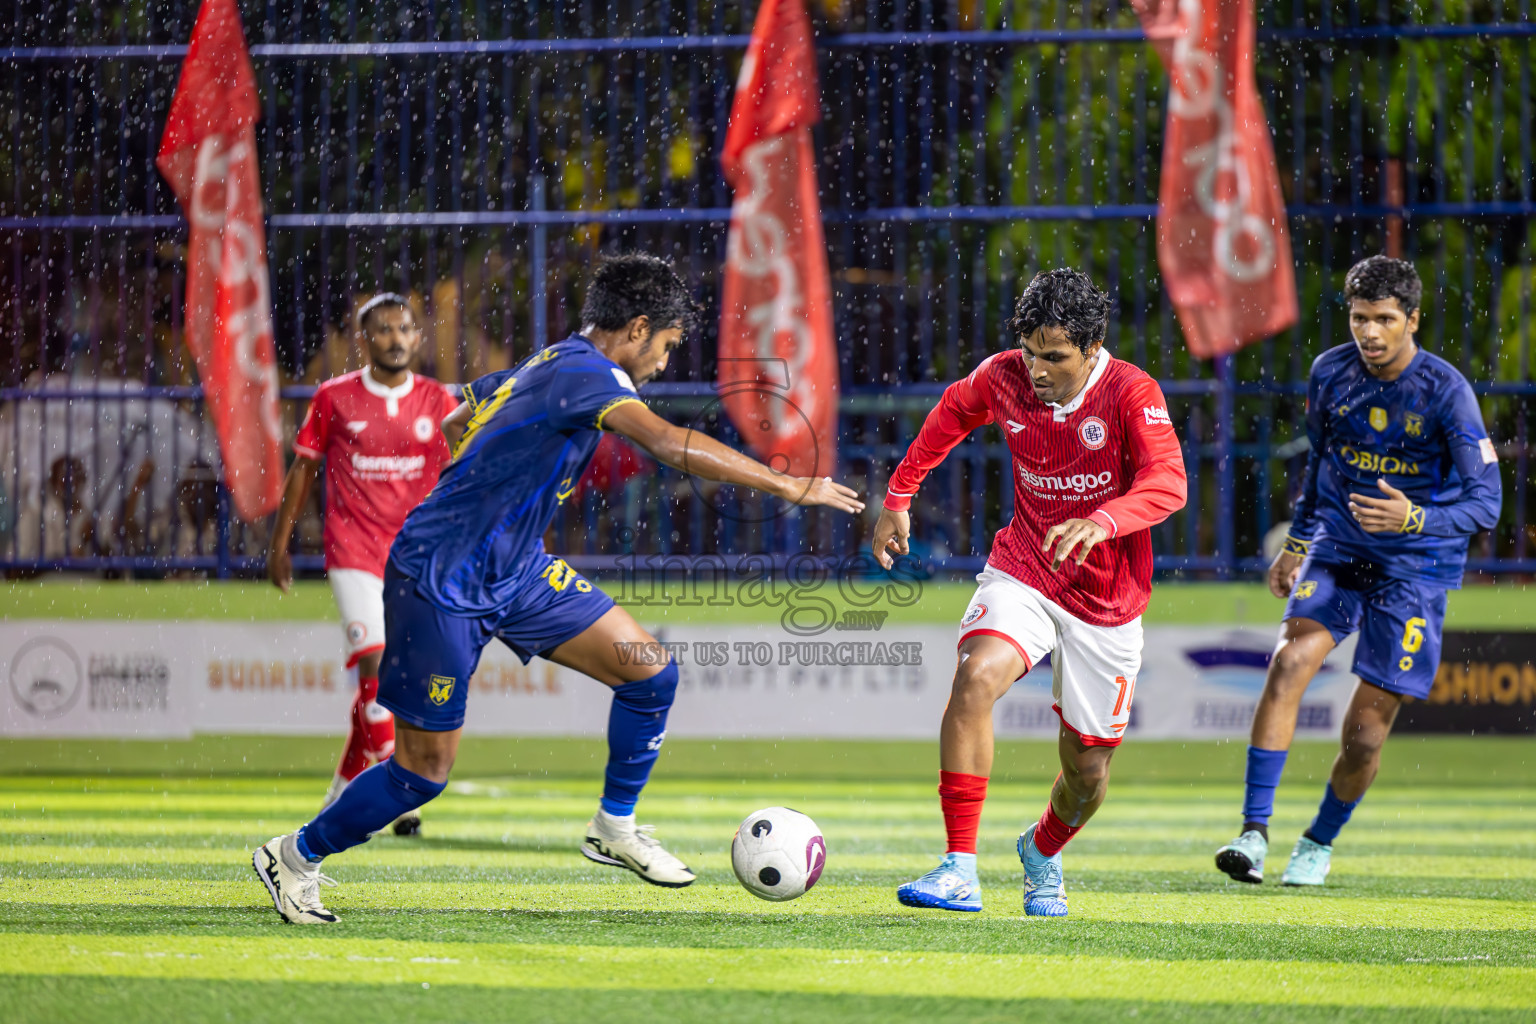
[328,567,387,667]
[958,566,1143,745]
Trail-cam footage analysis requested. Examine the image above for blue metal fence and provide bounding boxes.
[2,1,1532,579]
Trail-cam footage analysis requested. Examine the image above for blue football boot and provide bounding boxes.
[1018,822,1069,917]
[896,852,982,912]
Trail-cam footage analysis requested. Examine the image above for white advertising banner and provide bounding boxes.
[1,619,1358,741]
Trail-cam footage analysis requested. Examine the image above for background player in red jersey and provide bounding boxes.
[872,269,1187,917]
[267,293,459,834]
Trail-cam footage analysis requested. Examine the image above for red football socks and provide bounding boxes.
[938,770,989,854]
[336,674,395,783]
[1032,801,1082,858]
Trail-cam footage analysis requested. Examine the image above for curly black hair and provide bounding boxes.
[1008,269,1112,353]
[1343,255,1422,314]
[580,253,697,337]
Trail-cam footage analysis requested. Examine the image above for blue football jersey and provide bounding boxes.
[1286,344,1502,587]
[389,335,645,614]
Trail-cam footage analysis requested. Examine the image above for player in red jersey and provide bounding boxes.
[267,293,459,834]
[872,269,1187,916]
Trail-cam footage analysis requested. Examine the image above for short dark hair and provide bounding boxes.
[1344,255,1421,314]
[1008,268,1112,353]
[580,253,696,337]
[357,292,412,332]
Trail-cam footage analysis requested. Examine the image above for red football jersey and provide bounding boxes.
[885,352,1187,626]
[293,368,459,576]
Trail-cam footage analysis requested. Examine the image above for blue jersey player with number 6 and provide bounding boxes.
[1216,256,1502,888]
[253,254,865,923]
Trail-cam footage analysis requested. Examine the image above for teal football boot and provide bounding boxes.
[1281,835,1332,886]
[1215,829,1268,884]
[1017,822,1068,917]
[896,852,982,911]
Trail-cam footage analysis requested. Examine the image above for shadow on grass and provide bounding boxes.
[4,904,1534,967]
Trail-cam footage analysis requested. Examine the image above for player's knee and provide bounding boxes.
[1064,756,1111,796]
[949,659,1010,717]
[613,660,678,714]
[1267,640,1321,689]
[1339,725,1386,764]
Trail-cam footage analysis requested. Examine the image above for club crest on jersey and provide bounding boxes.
[428,675,455,706]
[1404,413,1424,437]
[1078,416,1108,450]
[962,603,987,627]
[1369,407,1388,432]
[413,415,435,442]
[1293,580,1317,599]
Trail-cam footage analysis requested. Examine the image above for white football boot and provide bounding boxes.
[581,811,696,888]
[252,834,339,924]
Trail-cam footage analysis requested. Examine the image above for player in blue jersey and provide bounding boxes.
[253,254,865,923]
[1215,256,1502,887]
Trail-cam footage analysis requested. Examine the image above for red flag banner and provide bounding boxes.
[719,0,839,478]
[156,0,282,520]
[1133,0,1298,358]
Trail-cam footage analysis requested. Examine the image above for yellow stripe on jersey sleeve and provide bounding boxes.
[594,396,645,430]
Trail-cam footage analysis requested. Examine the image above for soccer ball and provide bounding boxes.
[731,806,826,902]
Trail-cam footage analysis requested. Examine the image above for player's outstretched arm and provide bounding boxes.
[601,402,865,514]
[267,455,320,593]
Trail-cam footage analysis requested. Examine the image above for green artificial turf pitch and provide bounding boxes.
[2,737,1534,1022]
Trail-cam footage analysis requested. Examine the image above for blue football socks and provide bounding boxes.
[298,757,446,861]
[1304,782,1359,846]
[599,661,679,816]
[1242,745,1289,836]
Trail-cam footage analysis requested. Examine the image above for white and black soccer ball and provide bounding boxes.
[731,806,826,902]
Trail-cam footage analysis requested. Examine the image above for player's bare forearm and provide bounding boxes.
[267,456,319,592]
[603,402,864,513]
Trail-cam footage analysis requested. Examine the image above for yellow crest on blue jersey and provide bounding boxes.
[1293,580,1317,599]
[1405,412,1424,437]
[428,675,455,706]
[1369,407,1388,431]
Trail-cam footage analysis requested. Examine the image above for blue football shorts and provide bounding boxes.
[376,554,614,731]
[1283,558,1448,700]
